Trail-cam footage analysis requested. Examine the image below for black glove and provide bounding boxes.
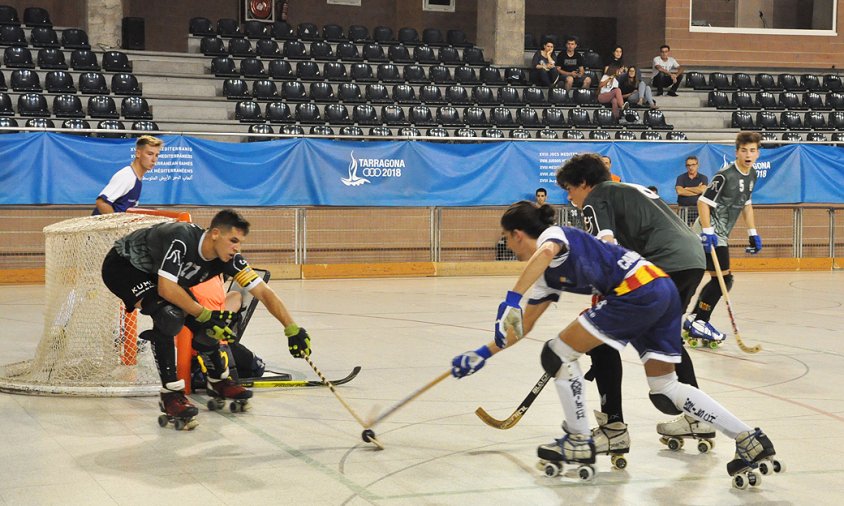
[196,308,238,343]
[284,323,311,358]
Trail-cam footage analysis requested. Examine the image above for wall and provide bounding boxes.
[615,0,667,71]
[126,0,237,52]
[666,0,844,68]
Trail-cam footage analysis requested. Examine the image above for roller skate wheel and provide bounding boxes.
[759,459,785,475]
[157,415,168,428]
[688,338,700,349]
[746,471,761,487]
[732,474,748,490]
[361,429,376,443]
[697,439,713,453]
[577,464,595,481]
[708,340,720,349]
[174,419,186,430]
[611,454,627,470]
[543,461,562,477]
[229,401,248,413]
[667,437,684,451]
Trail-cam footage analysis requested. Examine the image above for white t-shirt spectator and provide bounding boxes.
[599,75,619,94]
[653,56,680,74]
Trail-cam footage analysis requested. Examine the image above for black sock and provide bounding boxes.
[587,344,623,423]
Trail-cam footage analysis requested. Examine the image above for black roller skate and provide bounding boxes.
[536,433,597,481]
[657,413,716,453]
[727,428,785,489]
[158,381,199,430]
[206,375,253,413]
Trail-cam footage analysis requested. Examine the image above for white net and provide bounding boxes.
[0,213,176,396]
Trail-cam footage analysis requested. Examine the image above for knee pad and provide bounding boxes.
[647,373,683,415]
[541,338,583,380]
[723,273,734,292]
[151,304,185,337]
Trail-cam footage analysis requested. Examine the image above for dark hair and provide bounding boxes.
[605,62,622,77]
[565,36,578,44]
[210,209,251,234]
[535,187,547,195]
[556,153,611,189]
[501,201,555,238]
[736,131,762,150]
[660,44,670,51]
[626,65,639,85]
[685,155,699,163]
[647,185,659,195]
[611,45,623,58]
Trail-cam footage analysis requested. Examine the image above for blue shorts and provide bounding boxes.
[578,277,683,363]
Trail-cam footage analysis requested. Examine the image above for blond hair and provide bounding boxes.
[136,135,163,149]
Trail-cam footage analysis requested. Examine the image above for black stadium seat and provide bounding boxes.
[247,123,273,142]
[30,26,59,48]
[350,63,376,82]
[491,107,515,127]
[512,128,532,139]
[295,102,321,123]
[588,130,610,140]
[829,111,844,129]
[483,128,505,138]
[755,73,778,90]
[778,91,804,110]
[644,109,673,129]
[707,91,729,108]
[709,72,733,90]
[403,64,427,83]
[111,73,141,96]
[568,108,592,128]
[0,24,26,46]
[310,125,335,136]
[393,84,418,104]
[347,25,368,42]
[25,117,54,129]
[593,108,616,128]
[731,111,755,129]
[97,120,127,138]
[52,94,84,118]
[268,60,293,80]
[241,58,266,78]
[398,27,419,45]
[37,48,67,69]
[455,127,478,138]
[365,83,390,103]
[438,46,461,65]
[472,85,496,106]
[399,126,421,137]
[377,63,402,83]
[429,65,454,84]
[309,81,335,101]
[45,71,75,93]
[323,24,345,42]
[217,18,241,37]
[271,21,294,40]
[427,127,449,138]
[235,100,263,122]
[201,36,227,56]
[71,49,100,71]
[498,86,521,106]
[297,22,319,41]
[827,92,844,110]
[666,131,688,141]
[436,106,461,126]
[252,79,278,100]
[323,61,349,81]
[362,42,388,62]
[0,5,20,26]
[419,84,445,104]
[282,40,308,60]
[340,125,364,136]
[409,105,435,126]
[189,17,214,36]
[228,37,254,57]
[0,92,10,115]
[732,72,756,90]
[388,44,413,63]
[281,81,307,101]
[265,101,292,123]
[382,105,408,126]
[422,28,444,46]
[61,28,90,50]
[731,91,757,110]
[79,72,108,94]
[88,95,119,119]
[804,111,830,130]
[3,46,34,68]
[445,84,471,105]
[338,82,364,102]
[295,61,321,80]
[780,111,807,130]
[778,73,802,91]
[280,124,304,136]
[24,7,52,27]
[756,111,781,130]
[373,26,393,43]
[223,78,250,100]
[103,51,132,72]
[803,92,827,110]
[63,118,92,135]
[353,104,379,125]
[755,91,777,110]
[454,65,479,85]
[463,106,488,127]
[255,39,281,58]
[370,126,393,137]
[310,40,335,60]
[10,69,41,91]
[615,130,636,140]
[641,131,662,140]
[243,20,269,39]
[517,106,541,127]
[336,41,362,61]
[463,47,486,66]
[324,103,352,124]
[447,29,470,47]
[413,45,437,64]
[543,107,566,128]
[523,86,545,105]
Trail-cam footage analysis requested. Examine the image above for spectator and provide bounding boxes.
[597,62,627,121]
[675,155,708,225]
[535,187,547,206]
[532,41,558,88]
[652,44,684,96]
[555,36,591,93]
[620,66,657,109]
[603,45,626,74]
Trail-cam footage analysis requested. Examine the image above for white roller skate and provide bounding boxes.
[536,433,597,481]
[727,428,785,489]
[157,380,199,431]
[592,411,630,470]
[657,413,716,453]
[206,373,253,413]
[683,315,726,349]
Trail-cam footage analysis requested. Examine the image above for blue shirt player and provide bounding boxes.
[93,135,162,215]
[450,201,780,486]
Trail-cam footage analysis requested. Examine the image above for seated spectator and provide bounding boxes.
[597,62,627,120]
[532,41,558,88]
[603,45,626,74]
[652,44,684,96]
[555,36,591,92]
[619,66,657,109]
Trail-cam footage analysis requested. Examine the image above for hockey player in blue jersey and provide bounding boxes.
[451,201,780,485]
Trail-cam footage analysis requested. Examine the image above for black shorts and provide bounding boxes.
[704,245,730,272]
[667,268,705,313]
[101,248,157,312]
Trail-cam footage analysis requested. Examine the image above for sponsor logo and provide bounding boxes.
[131,280,154,296]
[341,151,405,186]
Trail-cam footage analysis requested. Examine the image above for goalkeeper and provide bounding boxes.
[102,209,311,425]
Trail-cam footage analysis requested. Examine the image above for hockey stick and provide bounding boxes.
[709,248,761,354]
[366,338,506,429]
[475,371,551,430]
[239,366,361,388]
[302,356,383,450]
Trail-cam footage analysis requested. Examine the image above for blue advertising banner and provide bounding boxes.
[1,133,842,206]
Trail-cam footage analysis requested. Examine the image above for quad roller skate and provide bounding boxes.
[157,381,199,430]
[657,413,716,453]
[683,315,726,349]
[727,428,785,489]
[206,375,253,413]
[536,433,597,481]
[592,411,630,470]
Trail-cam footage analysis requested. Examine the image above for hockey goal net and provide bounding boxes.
[0,210,190,396]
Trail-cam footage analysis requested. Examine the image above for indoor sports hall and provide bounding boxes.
[1,0,844,504]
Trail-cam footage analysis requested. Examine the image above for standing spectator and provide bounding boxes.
[620,66,657,109]
[675,156,708,225]
[555,36,592,93]
[532,41,558,88]
[597,62,627,121]
[652,44,684,96]
[600,155,622,182]
[93,135,163,215]
[535,187,547,206]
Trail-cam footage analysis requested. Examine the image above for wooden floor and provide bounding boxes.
[1,271,842,505]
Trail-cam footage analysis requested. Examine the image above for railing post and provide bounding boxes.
[830,208,836,259]
[431,207,442,262]
[297,207,307,265]
[793,208,802,258]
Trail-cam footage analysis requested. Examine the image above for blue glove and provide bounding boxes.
[451,345,492,379]
[700,227,718,253]
[746,229,762,254]
[495,290,524,349]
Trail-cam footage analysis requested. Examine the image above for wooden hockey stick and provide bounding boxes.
[303,355,383,449]
[475,371,551,429]
[709,248,761,354]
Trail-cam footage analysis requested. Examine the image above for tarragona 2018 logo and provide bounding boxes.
[341,151,405,186]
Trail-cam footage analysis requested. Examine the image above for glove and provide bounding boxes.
[285,323,311,358]
[746,229,762,254]
[700,227,718,253]
[195,308,237,343]
[451,345,492,379]
[495,290,524,349]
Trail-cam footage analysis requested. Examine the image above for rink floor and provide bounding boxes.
[1,271,842,505]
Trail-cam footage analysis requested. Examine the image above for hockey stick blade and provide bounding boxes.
[474,372,551,429]
[239,366,361,388]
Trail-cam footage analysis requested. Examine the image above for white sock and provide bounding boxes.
[554,375,590,435]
